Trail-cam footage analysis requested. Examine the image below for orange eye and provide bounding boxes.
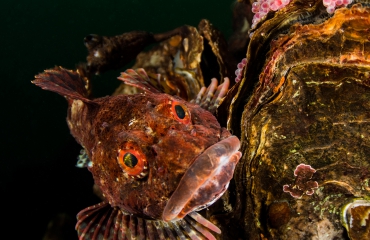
[117,149,148,179]
[171,101,191,124]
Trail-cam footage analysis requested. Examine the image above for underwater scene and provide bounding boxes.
[3,0,370,239]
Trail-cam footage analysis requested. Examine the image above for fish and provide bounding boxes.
[32,67,242,239]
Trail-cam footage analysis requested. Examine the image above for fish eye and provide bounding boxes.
[171,101,191,124]
[123,153,138,168]
[174,105,185,119]
[117,149,148,179]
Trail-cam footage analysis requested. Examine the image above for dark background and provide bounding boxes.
[1,0,234,238]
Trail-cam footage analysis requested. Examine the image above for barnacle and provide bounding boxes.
[268,201,291,228]
[191,77,230,114]
[341,199,370,239]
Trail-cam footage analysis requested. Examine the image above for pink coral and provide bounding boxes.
[251,0,353,29]
[235,58,247,82]
[283,163,318,198]
[251,0,291,28]
[323,0,353,14]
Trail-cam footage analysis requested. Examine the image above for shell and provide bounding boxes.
[114,20,234,102]
[216,1,370,239]
[341,199,370,240]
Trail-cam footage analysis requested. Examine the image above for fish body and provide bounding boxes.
[33,67,241,239]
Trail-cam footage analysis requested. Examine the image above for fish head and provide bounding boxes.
[89,91,240,221]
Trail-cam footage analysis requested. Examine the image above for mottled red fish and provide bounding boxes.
[32,67,241,239]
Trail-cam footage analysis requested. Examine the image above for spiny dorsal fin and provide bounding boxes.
[32,66,93,103]
[118,68,187,96]
[118,68,162,94]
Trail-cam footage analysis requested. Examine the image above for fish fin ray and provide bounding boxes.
[76,202,220,239]
[32,66,93,103]
[118,68,183,96]
[118,68,162,94]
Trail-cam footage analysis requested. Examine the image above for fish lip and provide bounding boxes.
[162,134,242,222]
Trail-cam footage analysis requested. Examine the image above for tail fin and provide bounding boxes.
[32,66,92,103]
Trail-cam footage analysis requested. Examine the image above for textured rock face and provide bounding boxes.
[217,2,370,239]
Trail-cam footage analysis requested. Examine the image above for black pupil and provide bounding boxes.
[123,153,138,168]
[175,105,185,119]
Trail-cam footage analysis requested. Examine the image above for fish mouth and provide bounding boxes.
[162,134,242,222]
